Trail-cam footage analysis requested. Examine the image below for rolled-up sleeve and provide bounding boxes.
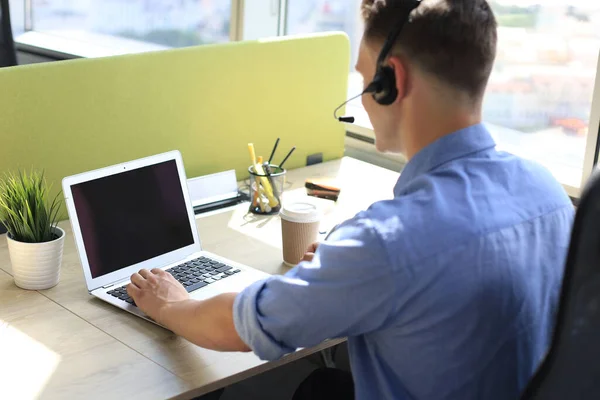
[233,218,399,361]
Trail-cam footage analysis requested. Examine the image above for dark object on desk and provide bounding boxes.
[0,222,6,235]
[0,0,17,68]
[520,168,600,400]
[306,178,341,201]
[306,152,323,166]
[193,191,250,215]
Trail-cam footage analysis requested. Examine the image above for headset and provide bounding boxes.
[334,0,422,123]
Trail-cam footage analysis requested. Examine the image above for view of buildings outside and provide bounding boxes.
[13,0,600,186]
[287,1,600,186]
[28,0,231,47]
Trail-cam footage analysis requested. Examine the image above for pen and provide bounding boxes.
[263,161,273,176]
[268,138,280,165]
[247,143,278,208]
[278,146,296,170]
[263,158,283,200]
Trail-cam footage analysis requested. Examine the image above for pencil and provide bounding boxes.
[268,138,280,165]
[278,146,296,169]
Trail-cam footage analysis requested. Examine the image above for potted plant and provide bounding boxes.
[0,170,64,290]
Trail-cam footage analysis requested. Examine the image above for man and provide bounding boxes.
[126,0,575,399]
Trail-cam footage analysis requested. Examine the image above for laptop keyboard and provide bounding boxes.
[106,256,241,307]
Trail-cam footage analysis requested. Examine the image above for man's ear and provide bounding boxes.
[388,56,408,103]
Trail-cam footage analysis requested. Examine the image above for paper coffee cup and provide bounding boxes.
[280,201,323,266]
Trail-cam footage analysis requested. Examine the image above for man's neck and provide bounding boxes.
[401,92,482,161]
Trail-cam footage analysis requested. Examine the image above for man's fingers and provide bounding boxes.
[130,273,147,288]
[306,242,320,253]
[303,242,320,262]
[139,268,160,284]
[151,268,176,284]
[126,283,141,298]
[302,253,315,263]
[139,269,152,279]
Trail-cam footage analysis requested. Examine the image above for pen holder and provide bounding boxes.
[248,165,286,215]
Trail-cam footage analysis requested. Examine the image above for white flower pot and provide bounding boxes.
[7,227,65,290]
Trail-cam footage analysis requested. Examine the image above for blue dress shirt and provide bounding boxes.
[233,123,575,400]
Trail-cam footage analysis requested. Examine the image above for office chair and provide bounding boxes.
[520,167,600,400]
[0,0,17,67]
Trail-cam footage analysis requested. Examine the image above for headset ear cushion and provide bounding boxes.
[372,66,398,106]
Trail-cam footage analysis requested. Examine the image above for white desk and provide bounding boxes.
[0,157,399,399]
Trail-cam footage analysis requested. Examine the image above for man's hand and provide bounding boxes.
[301,242,320,263]
[127,269,250,352]
[127,268,189,325]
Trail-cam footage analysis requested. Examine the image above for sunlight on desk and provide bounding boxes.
[0,321,61,399]
[227,188,337,249]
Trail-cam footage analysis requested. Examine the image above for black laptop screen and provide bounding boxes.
[71,159,194,279]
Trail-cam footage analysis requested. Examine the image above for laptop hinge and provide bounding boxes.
[102,283,116,289]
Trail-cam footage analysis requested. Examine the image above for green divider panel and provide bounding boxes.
[0,32,350,219]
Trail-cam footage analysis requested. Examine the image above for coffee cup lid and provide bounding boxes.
[280,201,323,223]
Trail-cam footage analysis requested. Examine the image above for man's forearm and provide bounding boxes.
[160,293,251,352]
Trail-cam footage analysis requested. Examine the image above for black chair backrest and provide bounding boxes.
[0,0,17,67]
[521,168,600,399]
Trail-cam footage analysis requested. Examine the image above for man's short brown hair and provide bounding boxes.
[361,0,497,98]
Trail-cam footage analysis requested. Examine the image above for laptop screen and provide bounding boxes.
[71,159,194,279]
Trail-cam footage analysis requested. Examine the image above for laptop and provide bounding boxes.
[62,150,270,327]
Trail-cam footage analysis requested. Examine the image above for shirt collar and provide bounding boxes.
[394,123,496,197]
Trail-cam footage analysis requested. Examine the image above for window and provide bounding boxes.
[284,1,600,196]
[285,1,375,152]
[11,0,231,56]
[483,3,599,191]
[286,0,362,72]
